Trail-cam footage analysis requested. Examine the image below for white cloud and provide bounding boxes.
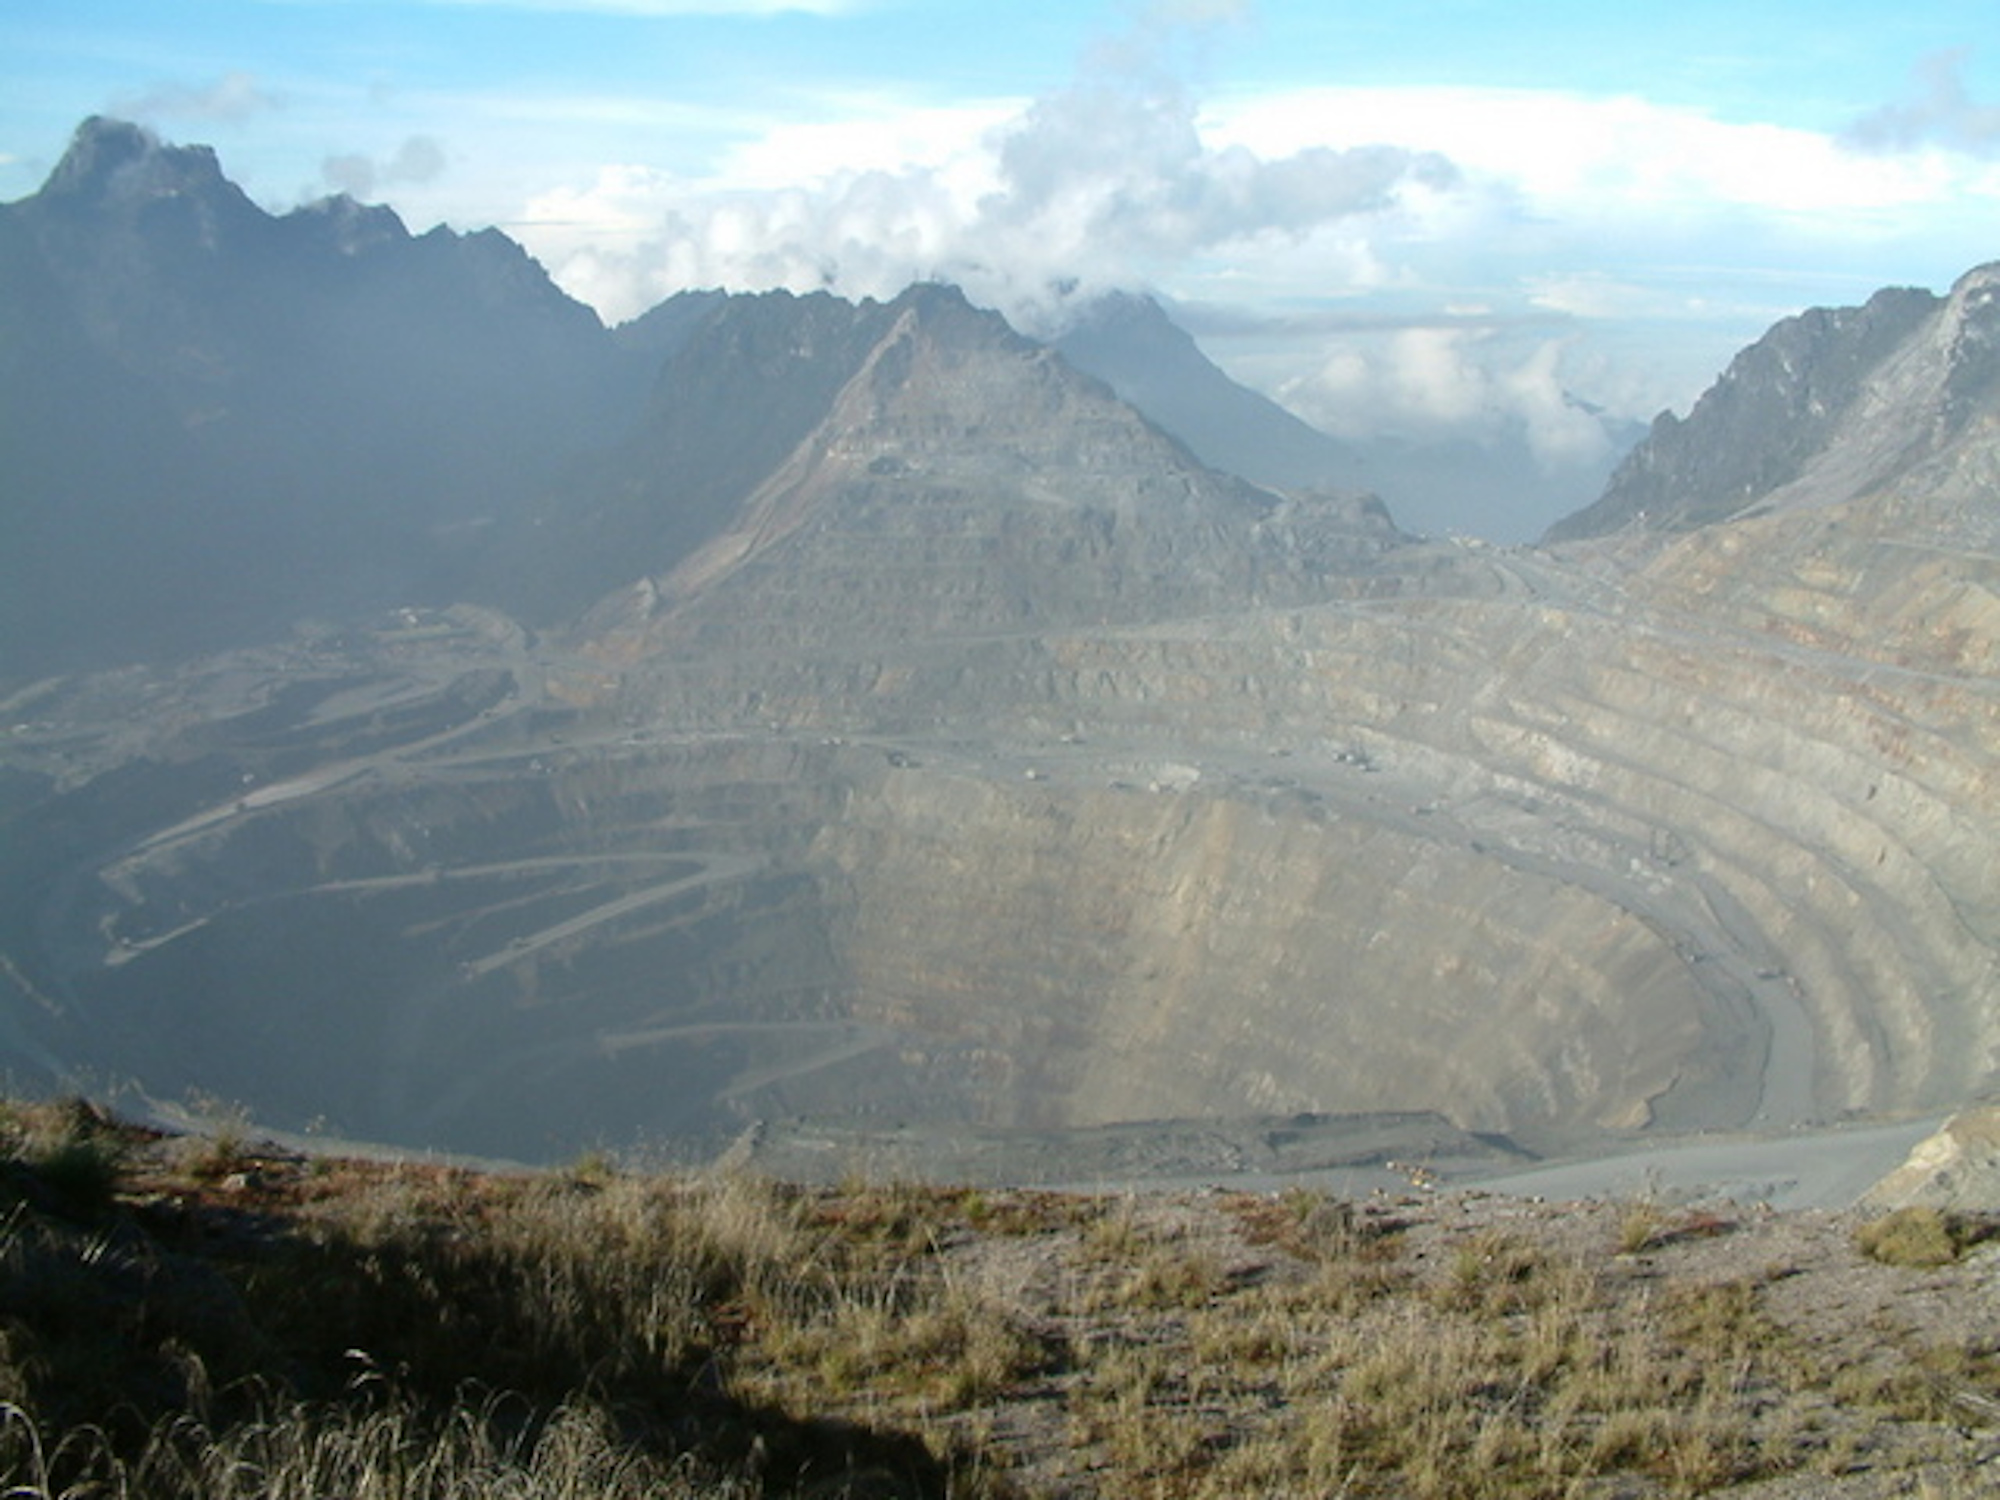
[1524,273,1671,323]
[514,52,1453,325]
[503,71,1992,333]
[711,99,1019,189]
[1207,84,1997,223]
[456,23,1994,492]
[1501,341,1618,467]
[1179,78,1999,430]
[111,71,279,124]
[1845,50,2000,157]
[323,135,448,198]
[1281,324,1616,471]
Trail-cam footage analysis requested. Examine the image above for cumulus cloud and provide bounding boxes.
[514,13,1454,325]
[1525,273,1670,323]
[1844,50,2000,157]
[1212,84,1990,221]
[977,60,1451,305]
[111,72,277,124]
[501,10,1998,472]
[1186,79,2000,432]
[323,136,450,199]
[1280,322,1617,471]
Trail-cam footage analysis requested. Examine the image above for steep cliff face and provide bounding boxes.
[812,766,1709,1144]
[1547,281,1951,541]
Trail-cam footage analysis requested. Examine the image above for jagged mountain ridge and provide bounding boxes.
[0,118,640,677]
[2,118,1413,684]
[479,281,1412,636]
[1050,291,1370,494]
[575,283,1415,661]
[1548,266,2000,542]
[478,287,929,625]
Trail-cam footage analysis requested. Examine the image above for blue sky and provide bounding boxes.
[4,0,1997,486]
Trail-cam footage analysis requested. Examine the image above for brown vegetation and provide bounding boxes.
[3,1098,1998,1497]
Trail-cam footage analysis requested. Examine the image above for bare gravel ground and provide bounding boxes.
[927,1183,2000,1497]
[1458,1117,1948,1211]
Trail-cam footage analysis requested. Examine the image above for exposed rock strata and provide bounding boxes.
[1863,1105,2000,1211]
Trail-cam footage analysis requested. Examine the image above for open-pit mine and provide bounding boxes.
[2,121,1995,1179]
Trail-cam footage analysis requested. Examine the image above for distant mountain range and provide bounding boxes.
[1049,291,1367,491]
[4,117,1591,681]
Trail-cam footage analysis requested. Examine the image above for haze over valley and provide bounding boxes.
[1,118,1996,1191]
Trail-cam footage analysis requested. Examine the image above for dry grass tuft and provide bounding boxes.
[0,1393,758,1499]
[2,1097,128,1212]
[1854,1205,1995,1268]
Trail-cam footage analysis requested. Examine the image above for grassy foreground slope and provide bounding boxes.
[3,1097,1997,1498]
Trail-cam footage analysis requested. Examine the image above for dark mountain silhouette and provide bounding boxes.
[0,117,641,678]
[610,286,729,361]
[0,121,1420,681]
[1051,291,1370,494]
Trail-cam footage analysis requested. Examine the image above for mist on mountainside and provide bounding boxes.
[1052,290,1644,541]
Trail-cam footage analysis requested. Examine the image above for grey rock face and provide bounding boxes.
[1862,1106,2000,1212]
[1548,283,1946,541]
[577,283,1412,663]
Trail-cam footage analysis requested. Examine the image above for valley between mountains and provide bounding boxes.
[1,121,1996,1185]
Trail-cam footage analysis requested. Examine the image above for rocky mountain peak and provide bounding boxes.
[1056,289,1193,354]
[0,118,633,674]
[1051,289,1370,501]
[1939,260,2000,416]
[42,116,222,202]
[289,192,411,257]
[35,115,259,245]
[1544,281,1960,542]
[1951,259,2000,301]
